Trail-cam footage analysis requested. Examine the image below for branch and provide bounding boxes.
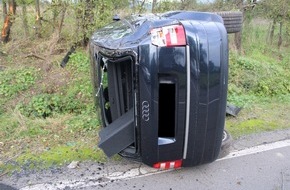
[24,53,46,60]
[0,51,7,56]
[0,171,8,178]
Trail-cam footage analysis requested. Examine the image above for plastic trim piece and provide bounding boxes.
[183,45,191,159]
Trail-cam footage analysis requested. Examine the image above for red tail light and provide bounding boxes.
[153,160,183,169]
[151,25,186,47]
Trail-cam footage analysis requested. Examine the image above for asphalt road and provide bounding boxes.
[1,129,290,190]
[98,144,290,190]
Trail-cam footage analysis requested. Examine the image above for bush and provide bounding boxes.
[228,54,290,106]
[17,92,91,118]
[65,114,100,132]
[16,51,95,118]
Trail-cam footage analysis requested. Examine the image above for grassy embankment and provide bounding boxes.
[0,15,289,174]
[226,19,290,137]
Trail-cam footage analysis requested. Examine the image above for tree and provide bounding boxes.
[234,0,243,53]
[48,0,69,54]
[152,0,157,13]
[35,0,41,37]
[2,0,7,20]
[1,0,16,43]
[19,0,29,37]
[180,0,197,10]
[260,0,290,48]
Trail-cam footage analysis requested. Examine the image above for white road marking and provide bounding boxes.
[20,139,290,190]
[218,139,290,161]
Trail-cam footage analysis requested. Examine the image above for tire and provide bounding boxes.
[215,11,243,34]
[218,130,232,158]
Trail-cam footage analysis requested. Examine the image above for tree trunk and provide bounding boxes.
[21,0,29,37]
[234,32,242,53]
[57,4,67,35]
[269,19,276,45]
[132,0,135,13]
[74,1,82,42]
[180,0,195,10]
[286,23,289,44]
[1,0,16,43]
[235,0,243,8]
[234,0,244,53]
[80,0,95,47]
[138,0,146,13]
[35,0,41,37]
[152,0,157,13]
[2,1,7,21]
[278,22,283,49]
[215,0,224,10]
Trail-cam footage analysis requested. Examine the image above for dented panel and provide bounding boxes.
[90,11,228,167]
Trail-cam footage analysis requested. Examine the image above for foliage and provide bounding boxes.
[0,114,19,140]
[17,94,68,118]
[16,52,95,118]
[65,113,100,132]
[228,55,290,106]
[259,0,290,22]
[67,51,90,73]
[0,67,37,112]
[227,118,280,138]
[226,95,290,138]
[0,67,37,97]
[227,18,290,107]
[4,145,106,171]
[155,0,180,12]
[255,0,290,47]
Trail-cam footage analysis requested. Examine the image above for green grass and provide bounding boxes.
[16,145,105,169]
[1,145,106,173]
[226,95,290,138]
[225,18,290,138]
[227,119,279,138]
[0,50,104,174]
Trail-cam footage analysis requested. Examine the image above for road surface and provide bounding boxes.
[1,129,290,190]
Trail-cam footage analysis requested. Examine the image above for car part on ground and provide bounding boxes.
[226,103,242,117]
[60,45,76,68]
[90,11,230,168]
[219,130,232,158]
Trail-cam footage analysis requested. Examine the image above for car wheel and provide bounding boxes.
[215,11,243,34]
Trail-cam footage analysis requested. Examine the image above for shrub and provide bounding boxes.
[0,67,37,98]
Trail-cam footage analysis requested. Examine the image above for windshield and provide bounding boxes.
[92,21,133,41]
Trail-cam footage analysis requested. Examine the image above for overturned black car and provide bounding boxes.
[89,11,242,168]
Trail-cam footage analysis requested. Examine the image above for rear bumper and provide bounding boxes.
[90,20,228,167]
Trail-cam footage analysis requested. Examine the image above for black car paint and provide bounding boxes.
[90,11,228,167]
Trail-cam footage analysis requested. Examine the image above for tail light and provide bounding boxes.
[151,25,186,47]
[153,160,183,169]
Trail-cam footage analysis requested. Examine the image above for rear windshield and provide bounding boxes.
[94,21,133,40]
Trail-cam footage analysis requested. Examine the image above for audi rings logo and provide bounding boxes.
[142,101,150,121]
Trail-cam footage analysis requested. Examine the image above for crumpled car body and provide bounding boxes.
[89,11,228,168]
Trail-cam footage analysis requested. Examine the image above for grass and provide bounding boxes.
[226,95,290,138]
[0,11,289,174]
[226,18,290,138]
[12,145,105,171]
[0,43,105,173]
[0,111,104,174]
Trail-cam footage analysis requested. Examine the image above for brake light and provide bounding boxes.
[151,25,186,47]
[153,160,183,169]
